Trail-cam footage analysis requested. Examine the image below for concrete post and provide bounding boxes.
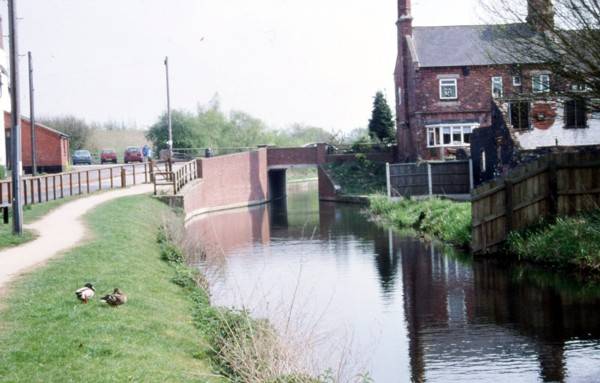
[427,162,433,196]
[386,162,391,199]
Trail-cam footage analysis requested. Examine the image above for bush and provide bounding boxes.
[368,196,472,246]
[507,211,600,271]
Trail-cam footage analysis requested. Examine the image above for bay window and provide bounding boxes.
[426,124,477,148]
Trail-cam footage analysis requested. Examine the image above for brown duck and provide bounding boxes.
[100,288,128,306]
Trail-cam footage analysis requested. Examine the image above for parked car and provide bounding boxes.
[72,150,92,165]
[124,146,143,163]
[100,149,118,164]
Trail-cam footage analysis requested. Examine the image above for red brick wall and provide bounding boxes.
[267,146,319,167]
[183,149,269,216]
[5,112,69,171]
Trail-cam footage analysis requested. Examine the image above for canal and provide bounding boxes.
[185,184,600,382]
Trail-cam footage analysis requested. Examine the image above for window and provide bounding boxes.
[513,76,522,87]
[426,124,477,148]
[439,79,458,100]
[532,74,551,93]
[509,102,531,130]
[565,98,587,129]
[571,83,589,92]
[492,77,503,98]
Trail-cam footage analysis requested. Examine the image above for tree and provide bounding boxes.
[368,91,395,143]
[145,110,202,152]
[38,115,92,151]
[483,0,600,99]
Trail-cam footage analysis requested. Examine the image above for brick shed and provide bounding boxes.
[5,112,70,174]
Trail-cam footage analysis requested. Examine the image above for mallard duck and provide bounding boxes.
[75,283,95,304]
[100,288,128,306]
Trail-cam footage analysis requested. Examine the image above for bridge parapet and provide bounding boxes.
[266,144,328,168]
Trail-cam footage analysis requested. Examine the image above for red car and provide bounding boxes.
[124,146,143,163]
[100,149,117,164]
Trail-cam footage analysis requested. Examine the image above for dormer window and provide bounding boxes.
[532,74,551,93]
[492,77,503,98]
[439,79,458,100]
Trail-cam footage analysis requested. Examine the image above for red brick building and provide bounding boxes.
[394,0,600,163]
[5,112,70,173]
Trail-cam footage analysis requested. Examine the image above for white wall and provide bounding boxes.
[503,100,600,150]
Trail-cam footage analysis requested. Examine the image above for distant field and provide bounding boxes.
[88,129,151,160]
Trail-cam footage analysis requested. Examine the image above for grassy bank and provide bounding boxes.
[324,159,386,195]
[369,195,472,247]
[0,196,219,382]
[0,197,81,250]
[508,210,600,272]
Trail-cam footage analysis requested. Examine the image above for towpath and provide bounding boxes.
[0,184,153,293]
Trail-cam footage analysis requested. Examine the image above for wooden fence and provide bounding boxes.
[471,152,600,254]
[153,159,199,195]
[387,160,473,197]
[0,161,164,207]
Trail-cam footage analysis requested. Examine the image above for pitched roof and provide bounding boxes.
[412,24,542,68]
[4,112,70,138]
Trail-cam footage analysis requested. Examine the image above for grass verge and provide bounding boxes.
[507,210,600,272]
[158,219,321,383]
[0,195,220,382]
[368,195,472,247]
[0,196,82,250]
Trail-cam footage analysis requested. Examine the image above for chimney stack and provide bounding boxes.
[527,0,555,32]
[398,0,413,36]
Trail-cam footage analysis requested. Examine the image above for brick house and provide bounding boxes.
[5,112,70,173]
[394,0,600,170]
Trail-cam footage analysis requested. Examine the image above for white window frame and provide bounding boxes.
[492,77,504,98]
[426,123,479,148]
[439,79,458,100]
[532,74,551,93]
[512,76,522,87]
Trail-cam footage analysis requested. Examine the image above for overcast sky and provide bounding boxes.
[1,0,482,132]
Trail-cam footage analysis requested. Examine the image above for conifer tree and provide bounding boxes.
[368,91,395,143]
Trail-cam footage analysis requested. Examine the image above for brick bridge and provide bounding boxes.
[159,144,395,220]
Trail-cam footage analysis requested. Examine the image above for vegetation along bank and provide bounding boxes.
[368,195,472,247]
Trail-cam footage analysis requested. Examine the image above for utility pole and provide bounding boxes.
[164,56,173,160]
[8,0,23,235]
[28,51,36,175]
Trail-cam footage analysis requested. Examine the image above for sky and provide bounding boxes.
[0,0,482,133]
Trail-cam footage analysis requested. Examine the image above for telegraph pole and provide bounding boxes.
[28,51,36,175]
[164,56,173,160]
[8,0,23,234]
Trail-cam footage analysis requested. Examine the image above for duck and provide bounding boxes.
[75,283,95,304]
[100,288,128,306]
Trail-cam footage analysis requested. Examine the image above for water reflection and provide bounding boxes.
[185,188,600,382]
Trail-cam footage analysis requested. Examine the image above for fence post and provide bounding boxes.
[149,159,155,182]
[45,177,49,201]
[121,167,126,188]
[23,180,28,205]
[548,160,559,218]
[110,167,114,189]
[505,179,513,234]
[386,162,391,199]
[78,172,82,195]
[468,158,474,192]
[86,171,90,194]
[98,169,102,191]
[30,179,35,204]
[69,173,73,196]
[37,178,42,203]
[427,162,433,196]
[132,165,136,185]
[60,175,64,198]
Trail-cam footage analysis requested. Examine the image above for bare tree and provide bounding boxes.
[483,0,600,98]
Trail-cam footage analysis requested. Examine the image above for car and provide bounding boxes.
[100,149,118,164]
[124,146,143,163]
[72,150,93,165]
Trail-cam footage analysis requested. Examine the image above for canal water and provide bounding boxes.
[186,185,600,382]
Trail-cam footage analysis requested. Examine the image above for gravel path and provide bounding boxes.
[0,184,153,292]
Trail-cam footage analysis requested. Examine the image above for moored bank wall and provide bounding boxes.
[182,149,269,219]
